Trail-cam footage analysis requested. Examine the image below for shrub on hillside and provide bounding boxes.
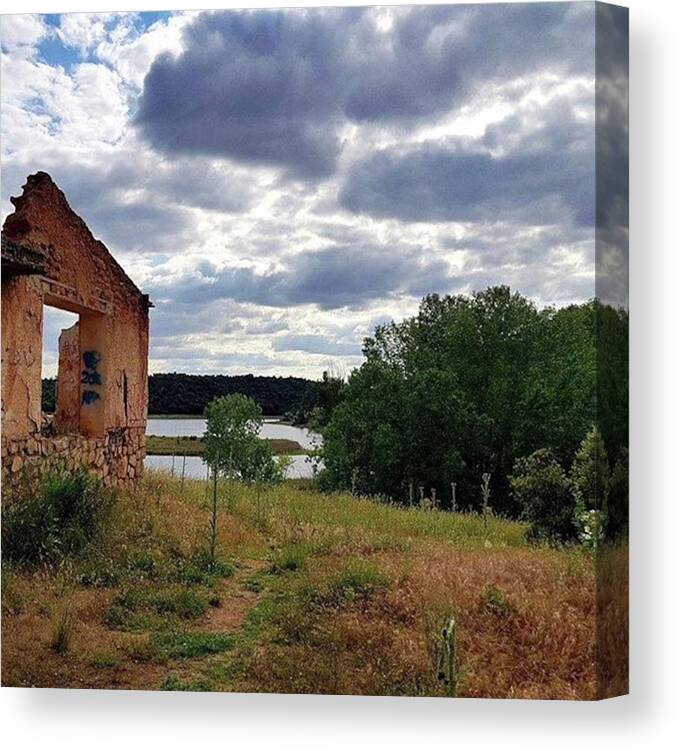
[571,425,610,512]
[605,447,629,540]
[2,465,115,566]
[509,449,577,544]
[571,426,610,549]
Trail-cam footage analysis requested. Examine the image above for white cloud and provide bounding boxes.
[56,12,117,55]
[96,12,196,90]
[0,14,48,57]
[1,7,601,379]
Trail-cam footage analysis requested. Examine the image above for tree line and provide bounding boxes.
[317,286,628,533]
[43,372,313,416]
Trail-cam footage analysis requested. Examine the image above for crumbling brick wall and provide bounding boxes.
[1,172,151,486]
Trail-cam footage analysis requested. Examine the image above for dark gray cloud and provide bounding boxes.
[136,8,360,178]
[594,3,628,308]
[340,142,594,226]
[151,243,450,311]
[149,159,254,214]
[149,301,291,343]
[1,158,195,254]
[136,3,593,178]
[1,152,253,254]
[85,200,194,253]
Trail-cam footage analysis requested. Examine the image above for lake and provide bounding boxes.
[144,416,319,479]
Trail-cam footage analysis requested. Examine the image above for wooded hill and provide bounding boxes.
[42,373,313,416]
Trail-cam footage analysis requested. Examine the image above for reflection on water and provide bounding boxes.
[144,453,315,479]
[144,416,320,479]
[146,417,317,450]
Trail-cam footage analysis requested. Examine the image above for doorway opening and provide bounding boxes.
[41,305,79,435]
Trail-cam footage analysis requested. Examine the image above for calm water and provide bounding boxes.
[146,417,317,450]
[144,416,319,479]
[144,453,315,480]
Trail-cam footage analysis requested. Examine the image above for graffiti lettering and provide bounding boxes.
[83,351,101,370]
[81,370,102,385]
[81,350,102,406]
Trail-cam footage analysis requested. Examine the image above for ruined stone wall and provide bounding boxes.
[3,173,149,316]
[1,172,150,487]
[1,427,146,487]
[1,275,43,439]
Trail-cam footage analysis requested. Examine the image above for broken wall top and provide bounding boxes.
[2,172,151,316]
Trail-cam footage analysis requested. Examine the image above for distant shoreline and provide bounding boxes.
[148,414,290,424]
[145,435,308,457]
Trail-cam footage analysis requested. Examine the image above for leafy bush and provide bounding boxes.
[203,393,261,474]
[574,505,604,552]
[203,393,287,484]
[2,466,114,565]
[509,449,577,544]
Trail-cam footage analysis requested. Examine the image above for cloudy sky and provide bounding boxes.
[0,3,624,379]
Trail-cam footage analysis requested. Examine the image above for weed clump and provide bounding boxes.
[150,631,235,660]
[50,608,74,655]
[269,542,314,574]
[321,559,390,605]
[2,465,114,566]
[171,550,234,585]
[160,673,213,691]
[482,585,514,616]
[104,584,211,631]
[87,650,120,669]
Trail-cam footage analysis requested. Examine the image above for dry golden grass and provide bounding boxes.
[234,544,596,699]
[1,470,626,699]
[596,544,629,698]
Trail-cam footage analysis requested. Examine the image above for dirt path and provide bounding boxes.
[200,558,266,633]
[1,557,270,692]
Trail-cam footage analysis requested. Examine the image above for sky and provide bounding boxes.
[0,3,628,380]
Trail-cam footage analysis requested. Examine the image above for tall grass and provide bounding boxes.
[2,465,114,565]
[2,468,603,698]
[148,471,528,554]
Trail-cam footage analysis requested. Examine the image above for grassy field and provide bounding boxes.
[145,435,308,456]
[1,471,627,698]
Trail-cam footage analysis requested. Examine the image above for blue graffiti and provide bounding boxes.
[83,350,101,369]
[81,370,102,385]
[81,350,102,405]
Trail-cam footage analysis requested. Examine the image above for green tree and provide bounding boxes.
[203,394,265,478]
[292,370,346,429]
[571,425,610,549]
[319,287,627,518]
[239,439,288,485]
[509,449,577,544]
[605,447,629,540]
[571,425,610,512]
[596,303,629,466]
